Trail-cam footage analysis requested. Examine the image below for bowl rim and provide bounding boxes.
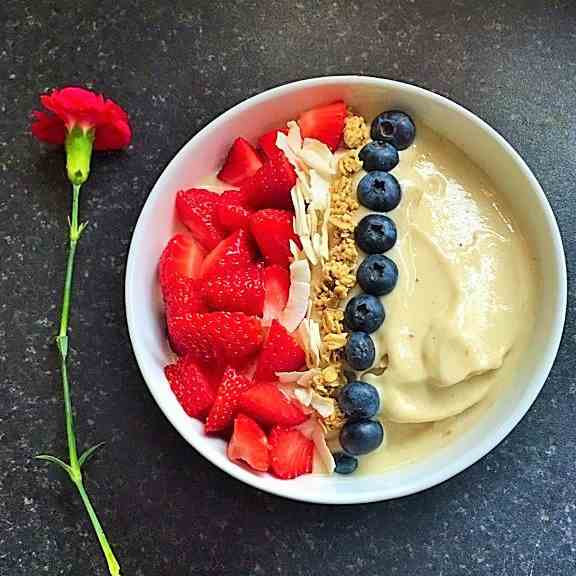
[125,75,567,504]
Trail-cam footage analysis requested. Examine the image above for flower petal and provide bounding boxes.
[94,118,132,150]
[31,111,66,145]
[41,86,105,126]
[35,86,132,150]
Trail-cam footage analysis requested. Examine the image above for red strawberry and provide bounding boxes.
[200,228,256,277]
[159,234,206,287]
[205,367,253,433]
[228,414,269,472]
[258,128,288,159]
[203,264,265,316]
[216,189,254,232]
[164,355,216,419]
[176,188,226,250]
[263,265,290,322]
[167,311,263,366]
[163,277,207,318]
[242,154,297,210]
[217,137,263,186]
[239,383,308,428]
[255,320,305,381]
[268,426,314,479]
[249,209,299,268]
[220,189,249,205]
[298,100,347,152]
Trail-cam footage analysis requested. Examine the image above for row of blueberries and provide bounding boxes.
[333,111,417,475]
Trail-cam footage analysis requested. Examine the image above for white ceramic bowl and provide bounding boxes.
[125,76,566,504]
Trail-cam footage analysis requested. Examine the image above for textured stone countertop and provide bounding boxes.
[1,1,575,575]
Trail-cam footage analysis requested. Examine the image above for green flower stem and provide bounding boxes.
[48,179,122,576]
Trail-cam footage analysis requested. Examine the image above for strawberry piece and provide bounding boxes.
[200,228,256,277]
[220,189,249,205]
[249,209,299,268]
[159,234,206,287]
[239,383,308,428]
[255,320,305,381]
[217,137,263,186]
[258,128,288,159]
[242,154,297,210]
[228,414,269,472]
[203,264,265,316]
[167,311,263,366]
[263,265,290,322]
[164,355,216,420]
[216,189,254,232]
[163,277,207,318]
[205,367,254,433]
[297,100,347,152]
[269,426,314,479]
[176,188,226,250]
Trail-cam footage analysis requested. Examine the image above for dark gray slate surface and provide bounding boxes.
[1,1,575,575]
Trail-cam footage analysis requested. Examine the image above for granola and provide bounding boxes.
[308,114,369,429]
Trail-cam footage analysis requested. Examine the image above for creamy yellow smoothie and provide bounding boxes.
[353,123,536,472]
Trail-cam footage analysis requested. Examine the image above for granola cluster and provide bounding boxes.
[310,113,370,430]
[343,114,370,149]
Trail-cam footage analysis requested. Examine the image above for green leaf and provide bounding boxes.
[35,454,73,476]
[78,442,106,468]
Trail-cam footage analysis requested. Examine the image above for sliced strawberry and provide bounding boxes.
[228,414,269,472]
[255,320,305,381]
[217,137,263,186]
[216,189,254,232]
[263,265,290,323]
[175,188,226,250]
[205,367,254,433]
[258,128,288,159]
[203,264,265,316]
[269,426,314,479]
[220,189,249,205]
[200,228,256,277]
[167,311,264,366]
[249,209,299,268]
[165,355,216,420]
[239,383,308,428]
[297,100,347,152]
[163,276,207,318]
[159,234,206,287]
[242,154,297,210]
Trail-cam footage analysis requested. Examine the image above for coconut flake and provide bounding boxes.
[310,391,335,418]
[289,240,302,260]
[286,120,303,151]
[297,418,336,475]
[294,387,312,407]
[278,260,311,333]
[309,170,331,210]
[276,369,317,387]
[311,421,336,475]
[298,139,337,178]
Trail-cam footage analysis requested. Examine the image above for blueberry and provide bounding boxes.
[345,332,375,371]
[357,171,401,212]
[344,294,385,333]
[358,141,399,172]
[355,214,397,254]
[340,419,385,456]
[333,452,358,475]
[338,381,380,419]
[357,254,398,296]
[370,110,416,150]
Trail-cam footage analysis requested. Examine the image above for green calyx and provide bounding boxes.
[65,125,95,186]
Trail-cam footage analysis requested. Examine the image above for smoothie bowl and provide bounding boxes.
[125,77,566,504]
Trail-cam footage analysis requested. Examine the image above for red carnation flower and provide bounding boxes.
[32,86,131,151]
[31,85,132,574]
